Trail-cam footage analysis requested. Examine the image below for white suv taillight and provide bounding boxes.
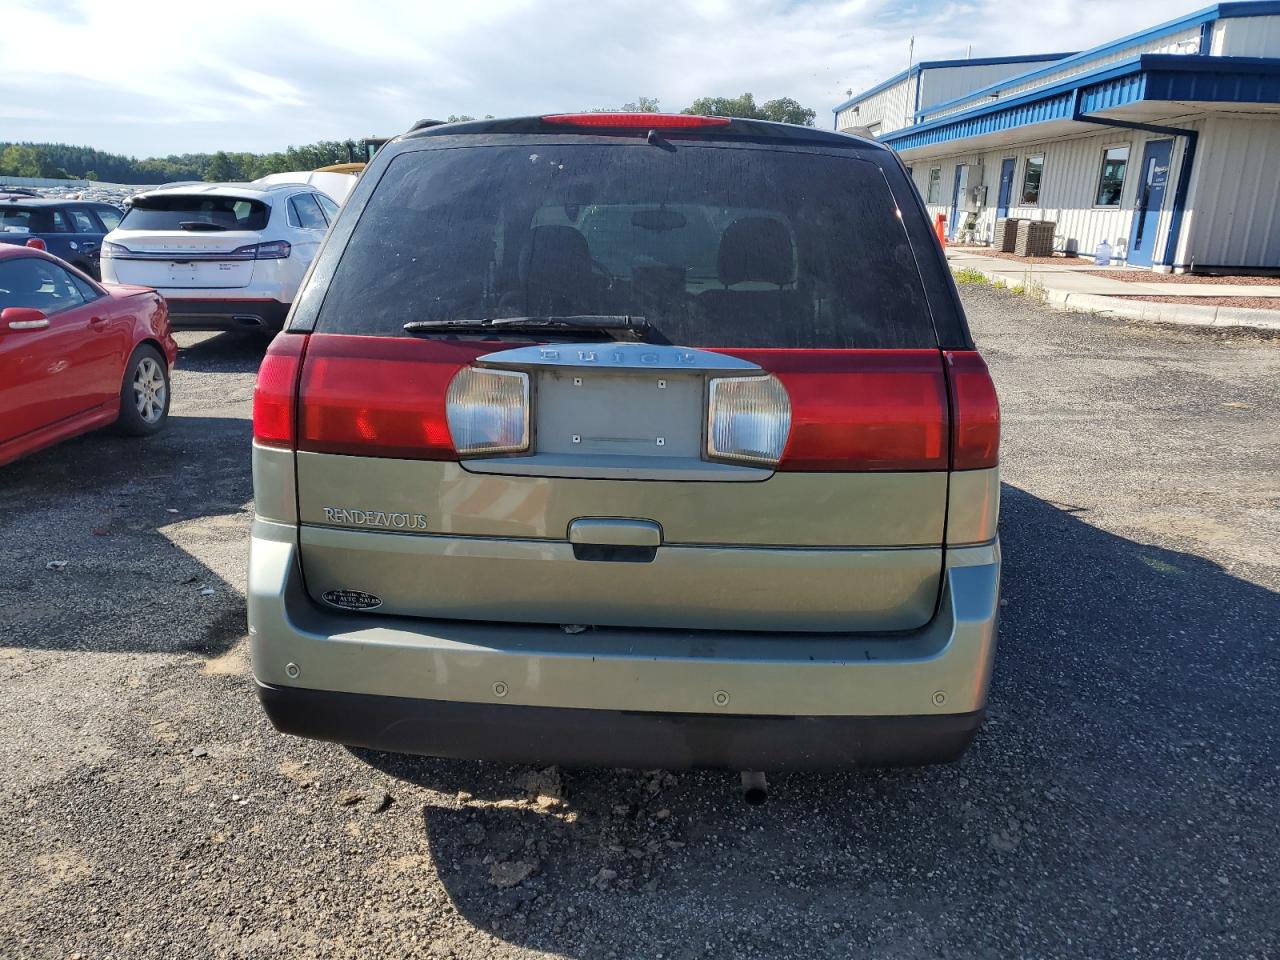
[706,374,791,466]
[230,240,292,260]
[446,367,530,456]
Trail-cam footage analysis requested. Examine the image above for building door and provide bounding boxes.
[996,158,1016,219]
[949,165,965,236]
[1128,139,1174,267]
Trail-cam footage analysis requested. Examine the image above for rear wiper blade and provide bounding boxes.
[403,315,665,342]
[178,221,228,231]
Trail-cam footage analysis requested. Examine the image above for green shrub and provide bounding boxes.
[953,267,989,285]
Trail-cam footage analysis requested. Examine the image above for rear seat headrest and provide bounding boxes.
[717,217,794,287]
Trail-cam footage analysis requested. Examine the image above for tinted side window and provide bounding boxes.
[289,194,327,230]
[70,273,102,302]
[96,207,122,231]
[69,208,99,233]
[316,143,937,349]
[0,258,87,313]
[315,194,340,223]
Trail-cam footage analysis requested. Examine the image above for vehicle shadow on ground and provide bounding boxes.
[174,330,272,375]
[0,411,255,656]
[357,484,1280,956]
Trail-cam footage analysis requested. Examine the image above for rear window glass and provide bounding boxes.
[120,195,269,232]
[315,142,936,348]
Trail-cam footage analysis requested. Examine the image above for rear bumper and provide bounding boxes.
[162,298,290,331]
[248,517,1000,768]
[257,682,983,769]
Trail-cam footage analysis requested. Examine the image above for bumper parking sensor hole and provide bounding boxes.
[285,663,300,679]
[713,690,730,708]
[493,681,509,698]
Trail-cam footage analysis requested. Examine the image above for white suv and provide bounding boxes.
[100,182,341,332]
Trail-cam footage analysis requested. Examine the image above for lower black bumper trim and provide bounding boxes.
[256,682,982,770]
[164,299,290,332]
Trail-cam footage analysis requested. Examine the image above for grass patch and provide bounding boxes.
[954,267,989,286]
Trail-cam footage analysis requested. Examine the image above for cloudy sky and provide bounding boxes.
[2,0,1205,157]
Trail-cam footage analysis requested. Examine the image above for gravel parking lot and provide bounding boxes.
[2,290,1278,960]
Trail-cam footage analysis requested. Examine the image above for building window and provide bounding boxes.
[1020,155,1044,205]
[926,167,941,203]
[1095,145,1129,206]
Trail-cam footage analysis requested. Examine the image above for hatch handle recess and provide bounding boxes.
[568,518,663,547]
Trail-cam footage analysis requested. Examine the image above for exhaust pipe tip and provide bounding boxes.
[740,770,768,806]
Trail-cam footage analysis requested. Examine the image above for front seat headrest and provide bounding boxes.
[717,217,794,287]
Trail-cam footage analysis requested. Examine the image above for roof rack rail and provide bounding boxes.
[410,118,446,131]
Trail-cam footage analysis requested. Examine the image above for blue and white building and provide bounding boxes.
[834,3,1280,271]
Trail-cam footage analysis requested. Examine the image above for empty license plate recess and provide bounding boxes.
[462,341,771,480]
[535,368,702,457]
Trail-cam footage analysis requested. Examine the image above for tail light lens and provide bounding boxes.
[706,375,791,466]
[230,240,291,260]
[25,238,47,251]
[102,241,129,257]
[296,335,501,460]
[721,350,950,471]
[446,367,530,456]
[253,333,307,448]
[945,351,1000,469]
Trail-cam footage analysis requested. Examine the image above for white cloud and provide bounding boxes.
[0,0,1209,156]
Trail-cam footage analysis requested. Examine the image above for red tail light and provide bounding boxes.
[542,113,732,129]
[252,333,308,448]
[723,350,949,471]
[296,335,502,459]
[945,351,1000,470]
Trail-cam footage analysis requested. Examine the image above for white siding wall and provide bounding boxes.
[836,76,915,134]
[920,27,1202,122]
[917,60,1069,112]
[907,125,1203,262]
[1177,115,1280,268]
[1210,15,1280,56]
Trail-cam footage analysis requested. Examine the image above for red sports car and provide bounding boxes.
[0,244,178,467]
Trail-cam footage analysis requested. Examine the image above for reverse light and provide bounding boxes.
[446,367,530,456]
[230,240,292,260]
[706,375,791,467]
[542,113,732,129]
[252,333,307,448]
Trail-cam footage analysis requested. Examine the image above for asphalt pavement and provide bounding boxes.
[1,291,1277,959]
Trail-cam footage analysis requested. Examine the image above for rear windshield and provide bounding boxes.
[120,195,269,232]
[315,142,937,348]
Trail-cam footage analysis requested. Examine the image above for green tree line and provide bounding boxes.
[0,140,368,185]
[0,93,815,185]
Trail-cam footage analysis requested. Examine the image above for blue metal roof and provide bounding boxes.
[831,53,1076,115]
[908,1,1280,122]
[880,54,1280,152]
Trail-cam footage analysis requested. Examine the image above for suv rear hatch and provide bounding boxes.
[107,193,271,289]
[263,118,987,633]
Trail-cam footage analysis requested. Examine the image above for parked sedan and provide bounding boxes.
[0,197,123,279]
[0,245,177,467]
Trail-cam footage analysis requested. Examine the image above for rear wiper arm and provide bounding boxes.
[403,315,665,343]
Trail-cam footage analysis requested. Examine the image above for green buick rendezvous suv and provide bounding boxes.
[247,113,1001,769]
